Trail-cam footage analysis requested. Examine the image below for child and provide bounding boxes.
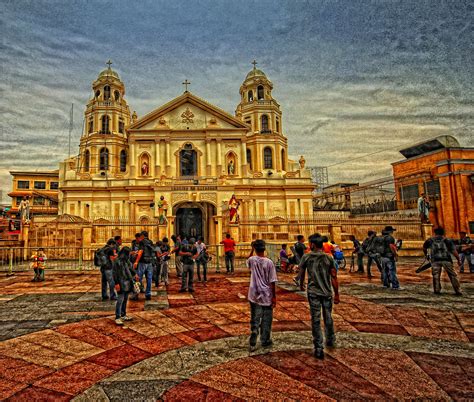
[247,239,278,352]
[279,244,290,272]
[31,248,47,282]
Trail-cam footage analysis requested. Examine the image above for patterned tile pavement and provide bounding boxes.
[0,260,473,400]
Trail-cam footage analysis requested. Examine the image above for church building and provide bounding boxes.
[58,62,314,243]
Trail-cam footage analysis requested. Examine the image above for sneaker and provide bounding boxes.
[391,287,403,291]
[121,316,133,321]
[145,295,151,300]
[249,344,257,352]
[314,349,324,360]
[249,333,257,347]
[102,297,109,301]
[188,289,195,293]
[455,291,463,296]
[326,340,335,348]
[261,340,273,348]
[115,318,124,325]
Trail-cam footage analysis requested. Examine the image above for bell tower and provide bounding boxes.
[79,61,131,176]
[236,61,288,173]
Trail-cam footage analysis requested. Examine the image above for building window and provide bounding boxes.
[34,181,46,190]
[118,119,124,134]
[99,148,109,170]
[246,148,252,171]
[248,90,253,102]
[114,90,120,101]
[101,115,110,134]
[84,150,90,171]
[399,184,419,201]
[104,85,111,100]
[281,149,286,170]
[264,147,273,169]
[120,150,127,172]
[33,197,45,206]
[17,180,29,189]
[261,115,269,133]
[88,118,93,134]
[425,180,441,197]
[276,117,280,133]
[50,182,59,190]
[180,144,197,177]
[257,85,264,100]
[16,197,23,206]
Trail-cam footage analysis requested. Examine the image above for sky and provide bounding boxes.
[1,0,473,202]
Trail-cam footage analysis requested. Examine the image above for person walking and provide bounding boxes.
[349,235,364,273]
[179,238,198,293]
[423,227,462,295]
[456,231,473,273]
[97,239,117,301]
[156,237,171,286]
[195,236,208,282]
[292,235,308,287]
[362,230,378,278]
[380,226,400,290]
[133,231,155,301]
[221,233,236,274]
[171,235,183,278]
[299,236,340,360]
[247,239,278,352]
[30,248,47,282]
[113,247,137,325]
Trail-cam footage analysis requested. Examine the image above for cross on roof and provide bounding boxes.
[106,60,113,69]
[252,60,257,69]
[182,79,191,92]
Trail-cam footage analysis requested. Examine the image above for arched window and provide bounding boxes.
[180,143,197,177]
[104,85,111,100]
[264,147,273,169]
[99,148,109,170]
[257,85,264,100]
[118,118,124,134]
[246,148,252,171]
[101,115,110,134]
[281,149,286,171]
[276,117,280,133]
[261,114,269,132]
[88,118,93,134]
[84,150,90,172]
[120,150,127,172]
[248,90,253,102]
[114,90,120,101]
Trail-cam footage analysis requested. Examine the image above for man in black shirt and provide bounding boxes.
[423,227,462,295]
[179,237,198,293]
[133,231,155,300]
[457,231,473,273]
[292,235,307,287]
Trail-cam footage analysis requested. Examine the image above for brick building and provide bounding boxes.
[392,136,474,237]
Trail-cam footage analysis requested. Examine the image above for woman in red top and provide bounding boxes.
[221,233,236,273]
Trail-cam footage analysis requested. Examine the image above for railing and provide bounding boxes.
[0,244,281,273]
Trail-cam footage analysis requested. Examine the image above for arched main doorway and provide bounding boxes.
[173,202,217,242]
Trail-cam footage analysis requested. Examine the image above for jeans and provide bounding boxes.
[161,260,169,284]
[432,261,461,294]
[249,302,273,346]
[225,251,235,272]
[381,257,400,289]
[367,255,382,278]
[138,263,153,297]
[459,253,474,273]
[356,252,364,272]
[115,291,130,319]
[181,264,194,291]
[153,263,162,286]
[308,294,335,350]
[33,268,45,281]
[101,268,116,299]
[175,256,183,276]
[196,260,207,281]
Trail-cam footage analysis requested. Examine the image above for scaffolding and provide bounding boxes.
[309,166,329,193]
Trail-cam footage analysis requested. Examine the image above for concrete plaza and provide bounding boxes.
[0,261,472,400]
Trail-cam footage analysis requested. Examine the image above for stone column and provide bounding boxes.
[155,140,161,177]
[165,141,171,176]
[217,141,222,176]
[129,142,136,177]
[241,142,247,176]
[328,224,342,244]
[206,140,211,176]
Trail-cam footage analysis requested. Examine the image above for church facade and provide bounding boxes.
[58,63,314,243]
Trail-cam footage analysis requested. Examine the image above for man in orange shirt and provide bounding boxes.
[322,236,335,256]
[221,233,236,273]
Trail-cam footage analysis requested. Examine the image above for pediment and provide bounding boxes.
[128,92,248,131]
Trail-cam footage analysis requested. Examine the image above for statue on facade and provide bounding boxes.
[19,197,30,222]
[141,161,149,176]
[227,159,235,175]
[228,194,240,224]
[157,195,168,225]
[299,155,306,169]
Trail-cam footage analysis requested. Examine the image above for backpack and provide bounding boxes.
[94,246,109,267]
[370,236,386,256]
[431,237,450,261]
